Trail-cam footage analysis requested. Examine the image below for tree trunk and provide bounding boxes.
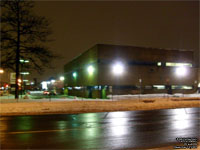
[15,1,20,99]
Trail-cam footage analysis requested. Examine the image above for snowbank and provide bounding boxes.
[107,93,200,99]
[0,97,199,116]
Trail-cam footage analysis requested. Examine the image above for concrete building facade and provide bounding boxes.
[64,44,199,98]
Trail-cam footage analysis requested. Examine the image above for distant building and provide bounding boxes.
[64,44,199,98]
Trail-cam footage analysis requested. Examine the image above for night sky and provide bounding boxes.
[33,1,199,81]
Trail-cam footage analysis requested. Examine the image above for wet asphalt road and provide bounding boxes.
[0,107,200,149]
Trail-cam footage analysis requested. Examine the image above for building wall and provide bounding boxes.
[68,88,102,99]
[64,44,198,97]
[199,68,200,81]
[98,44,193,64]
[64,45,99,86]
[97,65,197,86]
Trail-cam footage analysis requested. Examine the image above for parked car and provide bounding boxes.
[43,90,50,95]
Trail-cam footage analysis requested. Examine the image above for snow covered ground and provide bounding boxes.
[108,93,200,99]
[1,93,199,102]
[0,94,199,116]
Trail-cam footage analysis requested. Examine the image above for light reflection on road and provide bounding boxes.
[170,109,192,130]
[0,108,199,149]
[16,116,33,131]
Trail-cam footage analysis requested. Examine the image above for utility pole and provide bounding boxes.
[15,0,20,99]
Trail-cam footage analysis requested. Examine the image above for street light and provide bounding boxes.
[0,69,4,74]
[73,72,77,78]
[18,79,22,83]
[20,72,30,75]
[87,65,95,75]
[20,59,29,63]
[41,81,48,90]
[175,66,187,77]
[112,62,124,75]
[60,76,65,81]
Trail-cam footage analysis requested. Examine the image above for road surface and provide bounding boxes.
[0,107,199,149]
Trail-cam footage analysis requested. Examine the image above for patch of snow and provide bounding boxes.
[108,93,200,99]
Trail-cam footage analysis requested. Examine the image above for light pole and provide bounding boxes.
[139,78,142,99]
[20,59,29,98]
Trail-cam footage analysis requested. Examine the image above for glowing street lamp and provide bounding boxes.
[60,76,65,81]
[112,62,124,75]
[18,79,22,87]
[87,65,95,75]
[20,72,30,75]
[73,72,77,78]
[20,59,29,63]
[0,69,4,74]
[175,66,187,77]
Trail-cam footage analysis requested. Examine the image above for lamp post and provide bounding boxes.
[59,76,65,95]
[139,78,142,99]
[20,59,29,98]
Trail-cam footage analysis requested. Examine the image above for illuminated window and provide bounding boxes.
[172,85,193,90]
[166,62,192,67]
[153,85,165,89]
[74,86,81,90]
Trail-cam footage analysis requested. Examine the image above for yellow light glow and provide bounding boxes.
[87,65,95,75]
[18,79,22,83]
[0,69,4,74]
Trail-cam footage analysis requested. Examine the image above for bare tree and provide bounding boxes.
[1,0,56,99]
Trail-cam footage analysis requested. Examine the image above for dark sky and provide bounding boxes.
[33,1,199,81]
